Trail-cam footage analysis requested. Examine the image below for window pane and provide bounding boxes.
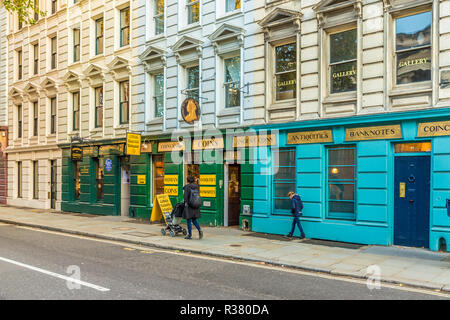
[329,183,354,201]
[225,56,240,107]
[396,11,431,51]
[394,142,431,153]
[396,47,431,84]
[275,43,296,73]
[328,148,355,165]
[187,66,199,93]
[328,166,355,180]
[276,71,296,100]
[274,182,295,198]
[274,167,296,180]
[226,0,240,12]
[275,198,293,211]
[278,149,296,166]
[154,73,164,117]
[330,61,357,93]
[187,0,199,24]
[329,201,354,214]
[330,29,357,64]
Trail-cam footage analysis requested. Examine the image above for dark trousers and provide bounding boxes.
[290,216,305,237]
[187,218,201,236]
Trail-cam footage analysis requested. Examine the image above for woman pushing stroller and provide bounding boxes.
[183,176,203,240]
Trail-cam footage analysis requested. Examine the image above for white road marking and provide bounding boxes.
[0,256,110,292]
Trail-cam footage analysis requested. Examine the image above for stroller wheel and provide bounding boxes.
[182,229,187,236]
[169,230,175,237]
[161,228,166,236]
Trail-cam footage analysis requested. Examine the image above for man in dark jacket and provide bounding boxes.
[287,191,306,239]
[183,176,203,240]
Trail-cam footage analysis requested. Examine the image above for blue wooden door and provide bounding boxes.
[394,156,430,248]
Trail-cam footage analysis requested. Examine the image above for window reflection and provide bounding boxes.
[329,29,357,94]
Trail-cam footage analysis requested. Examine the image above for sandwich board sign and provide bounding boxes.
[150,194,173,222]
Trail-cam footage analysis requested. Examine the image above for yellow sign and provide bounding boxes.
[332,69,356,79]
[398,58,429,69]
[126,133,141,156]
[345,125,402,141]
[150,194,173,222]
[164,186,179,196]
[158,141,185,152]
[287,130,333,145]
[164,175,179,185]
[417,121,450,137]
[200,186,216,198]
[233,134,277,148]
[399,182,406,198]
[137,175,146,185]
[192,137,224,150]
[200,175,216,186]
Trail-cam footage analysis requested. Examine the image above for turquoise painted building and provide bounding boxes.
[248,108,450,252]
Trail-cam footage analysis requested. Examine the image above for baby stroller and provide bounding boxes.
[161,202,187,237]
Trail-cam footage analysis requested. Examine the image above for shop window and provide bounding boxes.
[74,161,81,200]
[327,145,356,221]
[152,154,164,199]
[395,11,432,85]
[274,43,296,101]
[185,152,200,184]
[273,148,296,212]
[96,157,104,200]
[224,56,241,108]
[329,28,357,94]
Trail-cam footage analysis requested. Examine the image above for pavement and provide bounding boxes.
[0,205,449,294]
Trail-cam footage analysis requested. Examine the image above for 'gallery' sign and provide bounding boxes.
[345,125,402,141]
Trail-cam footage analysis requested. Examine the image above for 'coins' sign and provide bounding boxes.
[345,125,402,141]
[417,121,450,137]
[192,137,224,150]
[287,130,333,145]
[164,186,178,196]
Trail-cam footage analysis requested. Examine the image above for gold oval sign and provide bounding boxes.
[181,98,201,124]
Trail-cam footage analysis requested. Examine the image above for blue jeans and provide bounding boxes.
[290,216,305,237]
[187,218,201,236]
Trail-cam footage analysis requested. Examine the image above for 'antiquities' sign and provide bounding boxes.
[287,130,333,145]
[345,125,402,141]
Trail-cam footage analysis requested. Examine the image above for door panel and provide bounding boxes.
[228,165,241,226]
[394,156,430,248]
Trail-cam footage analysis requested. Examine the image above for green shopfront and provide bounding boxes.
[248,109,450,252]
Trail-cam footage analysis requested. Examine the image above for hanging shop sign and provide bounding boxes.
[200,175,216,186]
[164,175,179,186]
[287,130,333,145]
[192,137,224,150]
[345,125,402,141]
[417,121,450,137]
[164,185,179,196]
[140,142,152,153]
[126,133,142,156]
[181,98,201,124]
[137,175,146,185]
[105,159,113,172]
[200,186,216,198]
[158,141,185,152]
[71,146,83,161]
[233,134,277,148]
[150,194,173,222]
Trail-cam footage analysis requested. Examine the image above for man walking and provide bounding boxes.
[287,191,306,239]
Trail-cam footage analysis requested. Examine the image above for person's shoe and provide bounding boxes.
[199,230,203,240]
[299,234,306,240]
[286,233,293,238]
[184,235,192,240]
